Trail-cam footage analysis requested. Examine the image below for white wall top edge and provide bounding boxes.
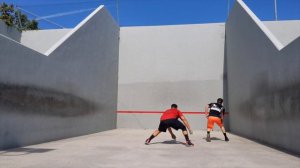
[121,22,225,29]
[0,33,46,56]
[44,5,104,56]
[237,0,284,50]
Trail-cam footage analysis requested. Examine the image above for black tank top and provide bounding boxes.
[208,103,225,118]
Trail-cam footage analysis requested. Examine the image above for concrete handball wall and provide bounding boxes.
[264,20,300,46]
[225,0,300,154]
[21,29,71,54]
[0,21,21,42]
[118,23,226,130]
[0,6,119,150]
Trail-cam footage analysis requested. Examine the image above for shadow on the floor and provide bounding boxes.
[149,140,187,146]
[202,137,224,141]
[0,147,55,156]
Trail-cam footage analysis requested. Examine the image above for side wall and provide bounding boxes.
[264,20,300,46]
[225,0,300,154]
[0,21,21,42]
[20,29,71,54]
[118,24,226,130]
[0,7,119,150]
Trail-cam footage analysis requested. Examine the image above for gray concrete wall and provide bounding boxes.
[225,0,300,154]
[20,29,71,54]
[0,21,21,42]
[118,24,226,130]
[0,6,119,150]
[264,20,300,46]
[117,20,299,131]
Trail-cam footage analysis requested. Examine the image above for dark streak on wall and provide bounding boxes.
[225,0,300,154]
[0,83,97,117]
[239,79,300,120]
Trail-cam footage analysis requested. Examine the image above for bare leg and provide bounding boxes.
[206,128,212,142]
[168,128,176,140]
[220,126,229,141]
[153,130,161,137]
[145,130,161,145]
[220,126,226,133]
[182,130,188,135]
[182,130,193,146]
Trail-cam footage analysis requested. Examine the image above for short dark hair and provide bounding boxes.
[171,104,178,108]
[217,98,223,104]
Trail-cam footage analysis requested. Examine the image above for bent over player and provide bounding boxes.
[145,104,194,146]
[205,98,229,142]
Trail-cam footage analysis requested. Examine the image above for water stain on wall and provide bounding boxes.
[0,83,97,117]
[239,78,300,120]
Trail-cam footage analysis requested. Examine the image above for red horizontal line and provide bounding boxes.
[117,111,229,115]
[117,111,163,114]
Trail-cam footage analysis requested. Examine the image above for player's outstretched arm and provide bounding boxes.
[180,116,193,135]
[205,104,209,118]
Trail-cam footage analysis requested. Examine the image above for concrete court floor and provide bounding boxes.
[0,129,299,168]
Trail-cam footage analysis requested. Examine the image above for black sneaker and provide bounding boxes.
[145,138,151,145]
[225,136,229,142]
[206,134,211,142]
[186,140,194,147]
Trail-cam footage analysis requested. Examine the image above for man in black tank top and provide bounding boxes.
[205,98,229,142]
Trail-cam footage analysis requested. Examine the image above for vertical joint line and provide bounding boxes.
[116,0,120,26]
[274,0,278,21]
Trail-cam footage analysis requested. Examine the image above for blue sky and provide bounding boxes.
[2,0,300,29]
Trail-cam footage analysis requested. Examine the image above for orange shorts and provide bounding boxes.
[207,116,223,129]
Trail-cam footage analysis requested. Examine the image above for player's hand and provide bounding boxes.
[189,129,193,135]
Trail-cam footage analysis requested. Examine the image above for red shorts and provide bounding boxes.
[207,116,223,129]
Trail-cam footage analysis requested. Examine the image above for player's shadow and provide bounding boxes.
[202,137,224,141]
[150,140,186,146]
[0,147,55,156]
